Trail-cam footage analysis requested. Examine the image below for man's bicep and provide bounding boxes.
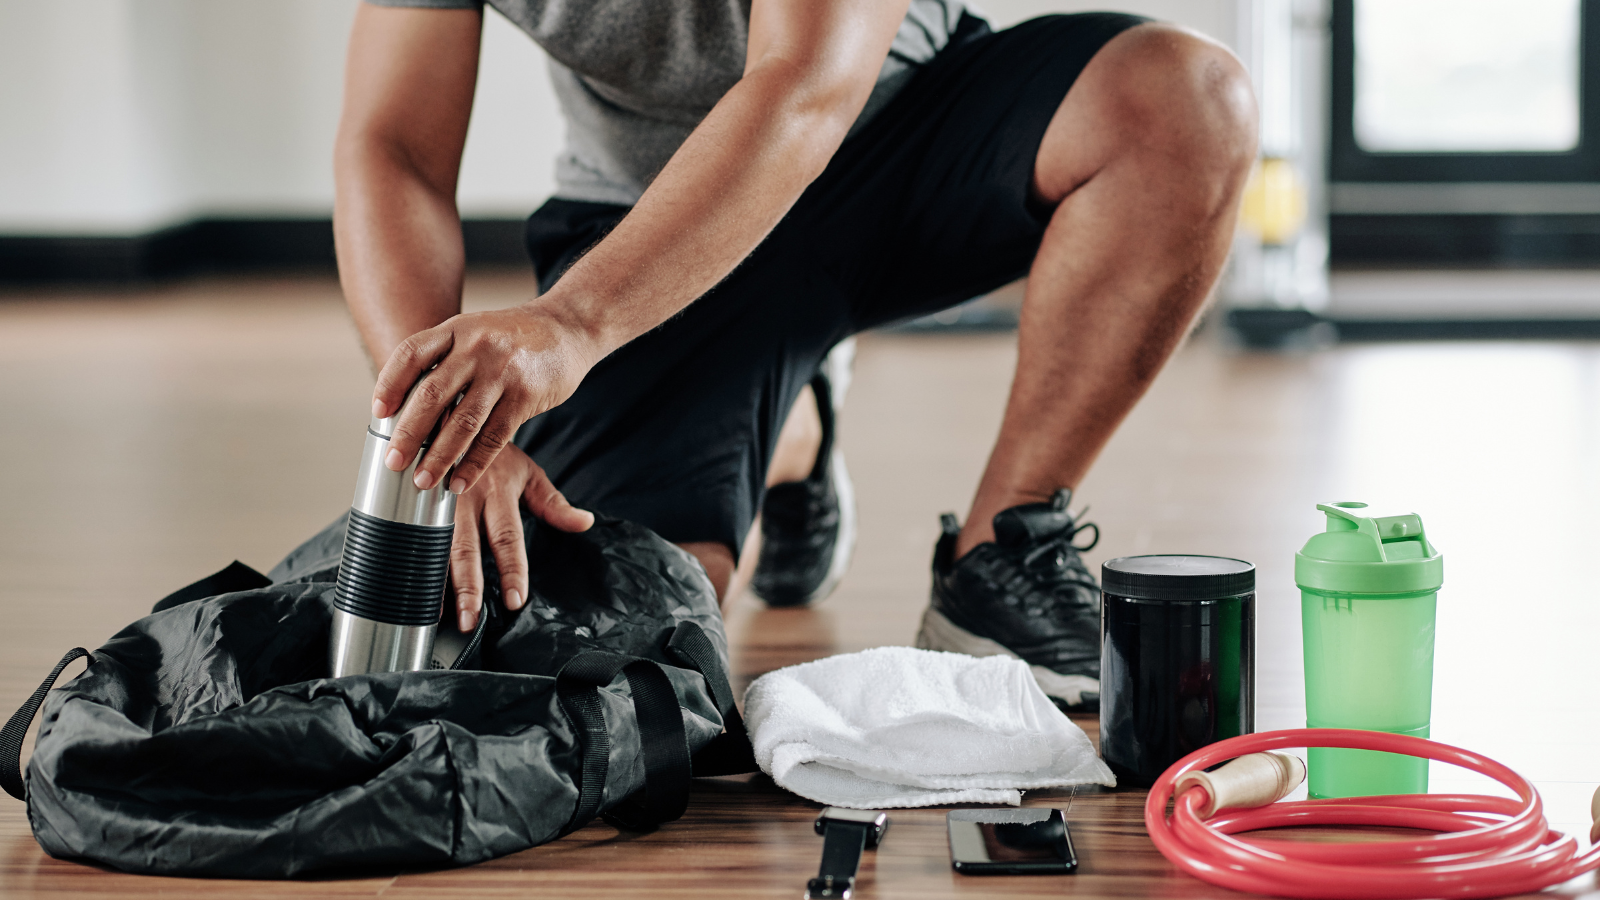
[339,2,483,192]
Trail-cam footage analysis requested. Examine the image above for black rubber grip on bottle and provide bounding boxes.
[334,508,453,627]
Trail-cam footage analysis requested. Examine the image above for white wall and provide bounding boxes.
[0,0,1234,236]
[458,8,563,217]
[1,0,195,233]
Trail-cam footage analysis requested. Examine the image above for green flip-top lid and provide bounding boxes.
[1295,501,1443,594]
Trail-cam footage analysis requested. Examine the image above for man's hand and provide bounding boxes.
[373,304,601,497]
[451,443,595,632]
[350,0,909,507]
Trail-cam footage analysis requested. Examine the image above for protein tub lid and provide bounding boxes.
[1102,555,1256,601]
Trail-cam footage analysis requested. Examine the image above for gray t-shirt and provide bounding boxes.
[369,0,968,205]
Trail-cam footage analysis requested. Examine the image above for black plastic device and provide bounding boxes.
[947,808,1076,875]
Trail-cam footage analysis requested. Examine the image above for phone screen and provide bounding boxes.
[948,808,1077,875]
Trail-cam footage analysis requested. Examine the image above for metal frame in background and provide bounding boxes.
[1325,0,1600,269]
[1330,0,1600,183]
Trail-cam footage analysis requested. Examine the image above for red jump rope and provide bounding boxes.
[1146,728,1600,899]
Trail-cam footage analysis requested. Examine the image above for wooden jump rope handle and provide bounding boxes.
[1174,752,1307,819]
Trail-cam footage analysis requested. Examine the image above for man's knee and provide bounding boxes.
[679,540,735,603]
[1102,25,1257,176]
[1039,24,1257,204]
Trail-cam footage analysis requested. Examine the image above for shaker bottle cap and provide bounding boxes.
[1102,555,1255,601]
[1295,502,1443,594]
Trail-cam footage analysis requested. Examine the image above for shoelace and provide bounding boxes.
[1010,516,1101,610]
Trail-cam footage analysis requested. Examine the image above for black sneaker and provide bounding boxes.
[750,348,857,607]
[915,489,1102,711]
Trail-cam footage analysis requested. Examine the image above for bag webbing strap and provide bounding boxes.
[556,651,692,833]
[666,622,758,776]
[1,647,90,802]
[613,659,691,827]
[151,560,271,614]
[557,652,627,831]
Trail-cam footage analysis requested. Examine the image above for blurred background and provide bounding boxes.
[9,0,1600,337]
[2,1,1600,885]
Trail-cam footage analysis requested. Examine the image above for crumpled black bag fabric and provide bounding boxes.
[17,512,740,878]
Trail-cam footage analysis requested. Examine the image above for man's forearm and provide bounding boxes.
[531,58,880,359]
[363,0,910,493]
[334,140,466,369]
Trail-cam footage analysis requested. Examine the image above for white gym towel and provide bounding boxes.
[743,646,1116,808]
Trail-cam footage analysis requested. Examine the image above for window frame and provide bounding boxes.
[1330,0,1600,182]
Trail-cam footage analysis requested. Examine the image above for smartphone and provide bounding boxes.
[947,808,1077,875]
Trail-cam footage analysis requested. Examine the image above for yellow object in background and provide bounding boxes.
[1239,157,1307,246]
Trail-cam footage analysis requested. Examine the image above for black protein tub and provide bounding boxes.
[1098,555,1255,787]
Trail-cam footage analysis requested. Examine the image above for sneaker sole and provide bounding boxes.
[822,337,855,410]
[813,448,857,602]
[813,340,857,603]
[914,606,1099,709]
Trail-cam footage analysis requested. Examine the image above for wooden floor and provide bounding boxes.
[1,271,1598,898]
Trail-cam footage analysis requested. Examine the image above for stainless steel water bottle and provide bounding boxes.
[328,410,456,677]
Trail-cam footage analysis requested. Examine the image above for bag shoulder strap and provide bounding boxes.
[666,621,757,776]
[5,563,265,802]
[1,648,91,801]
[556,652,626,830]
[554,622,755,834]
[556,652,692,833]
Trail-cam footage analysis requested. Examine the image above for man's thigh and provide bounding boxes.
[516,219,844,556]
[792,12,1147,331]
[512,13,1145,552]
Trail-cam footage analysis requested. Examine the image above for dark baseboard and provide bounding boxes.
[1227,306,1600,345]
[1330,318,1600,341]
[1223,307,1324,347]
[1331,213,1600,267]
[20,213,1600,280]
[0,217,530,283]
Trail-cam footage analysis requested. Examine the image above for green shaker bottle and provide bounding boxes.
[1296,502,1443,798]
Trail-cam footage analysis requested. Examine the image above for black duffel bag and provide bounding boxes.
[0,512,755,878]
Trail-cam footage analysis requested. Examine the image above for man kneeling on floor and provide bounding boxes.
[333,0,1257,711]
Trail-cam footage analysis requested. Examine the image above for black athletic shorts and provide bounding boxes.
[515,12,1146,554]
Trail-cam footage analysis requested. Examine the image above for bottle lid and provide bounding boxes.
[1102,555,1255,601]
[1295,502,1443,595]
